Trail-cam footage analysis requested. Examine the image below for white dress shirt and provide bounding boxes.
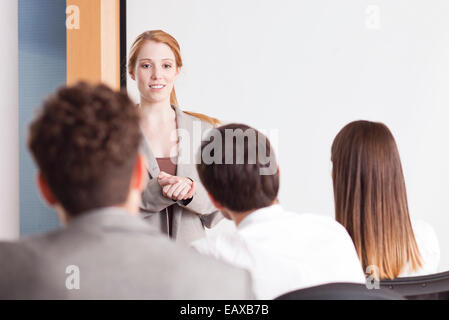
[398,219,440,277]
[192,204,366,299]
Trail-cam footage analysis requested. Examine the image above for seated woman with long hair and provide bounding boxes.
[331,120,440,279]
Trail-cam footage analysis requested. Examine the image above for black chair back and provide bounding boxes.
[380,271,449,300]
[275,282,405,300]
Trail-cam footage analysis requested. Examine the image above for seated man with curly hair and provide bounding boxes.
[0,82,253,299]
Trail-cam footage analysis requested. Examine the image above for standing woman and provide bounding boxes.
[331,120,440,279]
[128,30,222,244]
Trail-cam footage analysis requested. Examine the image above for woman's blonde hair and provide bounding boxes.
[128,30,221,127]
[331,120,422,280]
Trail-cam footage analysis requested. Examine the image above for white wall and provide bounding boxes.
[127,0,449,271]
[0,0,19,240]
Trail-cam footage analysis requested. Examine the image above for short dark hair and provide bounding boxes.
[28,82,141,216]
[196,123,279,212]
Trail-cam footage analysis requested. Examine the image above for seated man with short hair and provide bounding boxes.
[0,83,253,299]
[192,123,366,299]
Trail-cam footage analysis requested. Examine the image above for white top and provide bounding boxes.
[398,219,440,277]
[192,204,366,299]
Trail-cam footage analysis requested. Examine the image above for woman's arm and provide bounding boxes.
[176,176,224,227]
[158,172,224,227]
[141,173,198,213]
[140,177,177,213]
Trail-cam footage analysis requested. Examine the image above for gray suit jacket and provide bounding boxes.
[139,106,222,244]
[0,208,254,299]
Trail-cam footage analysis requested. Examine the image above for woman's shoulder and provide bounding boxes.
[177,107,222,128]
[409,218,440,275]
[411,218,439,245]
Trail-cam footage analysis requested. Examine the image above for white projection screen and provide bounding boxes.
[126,0,449,271]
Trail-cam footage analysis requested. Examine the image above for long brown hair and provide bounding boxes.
[128,30,221,127]
[331,120,422,279]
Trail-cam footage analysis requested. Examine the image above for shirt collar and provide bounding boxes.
[237,204,283,230]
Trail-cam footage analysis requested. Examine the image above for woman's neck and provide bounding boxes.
[139,98,175,123]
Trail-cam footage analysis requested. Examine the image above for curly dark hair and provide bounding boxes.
[28,82,141,216]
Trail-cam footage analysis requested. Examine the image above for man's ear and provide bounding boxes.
[131,153,147,191]
[129,71,135,81]
[37,173,57,206]
[207,192,224,211]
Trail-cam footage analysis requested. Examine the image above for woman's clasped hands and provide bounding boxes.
[157,171,195,201]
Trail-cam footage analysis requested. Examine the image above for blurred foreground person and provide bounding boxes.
[0,83,253,299]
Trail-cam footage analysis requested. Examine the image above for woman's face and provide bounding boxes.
[132,40,180,105]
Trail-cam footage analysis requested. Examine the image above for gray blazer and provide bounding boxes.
[139,106,222,244]
[0,207,254,299]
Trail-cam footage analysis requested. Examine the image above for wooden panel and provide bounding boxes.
[66,0,120,90]
[101,0,120,89]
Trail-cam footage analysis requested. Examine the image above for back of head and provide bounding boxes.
[28,82,141,216]
[196,123,279,212]
[331,120,422,279]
